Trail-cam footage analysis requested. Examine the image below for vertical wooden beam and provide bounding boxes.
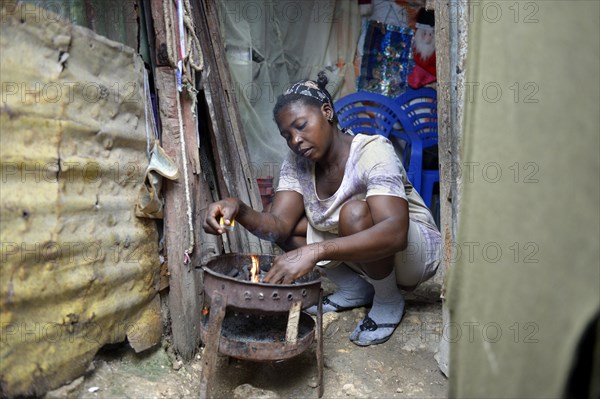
[198,292,226,399]
[149,0,171,66]
[155,66,203,360]
[434,0,469,376]
[191,0,272,255]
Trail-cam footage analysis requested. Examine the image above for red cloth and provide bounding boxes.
[414,51,436,76]
[408,51,436,88]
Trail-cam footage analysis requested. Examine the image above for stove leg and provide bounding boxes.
[316,288,324,398]
[198,291,226,399]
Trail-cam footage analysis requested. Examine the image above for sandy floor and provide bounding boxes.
[47,277,448,399]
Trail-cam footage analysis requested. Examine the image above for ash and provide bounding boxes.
[220,312,312,343]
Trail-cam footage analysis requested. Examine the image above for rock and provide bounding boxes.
[404,315,421,325]
[233,383,279,399]
[396,388,404,393]
[307,376,319,388]
[351,307,367,318]
[342,383,365,397]
[44,376,85,399]
[172,360,183,370]
[323,312,340,332]
[367,359,384,372]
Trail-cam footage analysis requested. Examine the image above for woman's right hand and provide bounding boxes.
[202,198,240,235]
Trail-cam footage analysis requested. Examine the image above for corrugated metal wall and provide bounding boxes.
[20,0,139,50]
[0,3,161,396]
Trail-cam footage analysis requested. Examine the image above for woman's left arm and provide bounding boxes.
[264,195,409,283]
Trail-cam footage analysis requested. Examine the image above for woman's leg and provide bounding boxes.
[276,216,308,251]
[338,200,395,279]
[339,200,405,346]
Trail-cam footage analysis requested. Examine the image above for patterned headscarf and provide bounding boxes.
[284,80,333,105]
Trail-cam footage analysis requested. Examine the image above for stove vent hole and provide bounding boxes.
[301,289,307,297]
[271,292,280,300]
[287,293,294,301]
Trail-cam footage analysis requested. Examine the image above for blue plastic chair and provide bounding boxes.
[334,91,426,193]
[393,88,439,208]
[334,91,401,138]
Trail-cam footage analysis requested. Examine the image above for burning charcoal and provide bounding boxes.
[226,268,240,278]
[241,266,250,281]
[259,270,267,282]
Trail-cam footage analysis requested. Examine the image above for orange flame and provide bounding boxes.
[250,255,260,283]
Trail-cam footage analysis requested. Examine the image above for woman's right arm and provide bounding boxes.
[202,190,305,243]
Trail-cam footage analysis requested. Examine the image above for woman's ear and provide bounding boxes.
[321,103,334,123]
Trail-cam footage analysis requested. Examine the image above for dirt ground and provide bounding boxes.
[46,276,448,399]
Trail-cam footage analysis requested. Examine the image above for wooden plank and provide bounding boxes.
[179,69,221,266]
[191,0,272,255]
[155,66,203,360]
[285,301,302,344]
[434,0,469,377]
[198,78,247,254]
[150,0,175,66]
[198,292,227,399]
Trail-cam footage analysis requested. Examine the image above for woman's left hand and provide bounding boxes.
[264,246,316,284]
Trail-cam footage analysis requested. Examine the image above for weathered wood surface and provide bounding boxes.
[197,291,226,399]
[434,0,469,377]
[150,0,271,359]
[155,66,203,360]
[191,0,272,255]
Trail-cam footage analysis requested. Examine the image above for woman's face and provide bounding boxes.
[276,101,332,161]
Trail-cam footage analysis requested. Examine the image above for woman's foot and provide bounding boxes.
[304,264,374,314]
[349,271,405,346]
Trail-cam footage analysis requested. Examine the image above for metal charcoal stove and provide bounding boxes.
[197,253,324,398]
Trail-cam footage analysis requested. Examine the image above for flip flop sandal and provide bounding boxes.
[350,315,403,346]
[322,295,360,311]
[304,295,372,315]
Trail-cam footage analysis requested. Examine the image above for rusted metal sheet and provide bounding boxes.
[0,3,161,397]
[20,0,138,50]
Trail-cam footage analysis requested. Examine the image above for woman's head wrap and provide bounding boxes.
[284,80,333,105]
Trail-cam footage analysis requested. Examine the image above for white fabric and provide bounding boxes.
[217,0,361,178]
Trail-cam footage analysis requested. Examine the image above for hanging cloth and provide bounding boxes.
[357,20,414,97]
[135,140,180,219]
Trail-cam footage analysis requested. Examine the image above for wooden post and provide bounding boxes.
[433,0,469,376]
[190,0,272,255]
[149,0,270,359]
[155,66,204,360]
[198,292,227,399]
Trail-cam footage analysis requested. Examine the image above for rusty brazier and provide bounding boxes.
[197,254,324,398]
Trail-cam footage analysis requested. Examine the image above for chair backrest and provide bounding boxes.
[334,91,402,138]
[334,91,426,191]
[334,89,439,194]
[394,87,438,136]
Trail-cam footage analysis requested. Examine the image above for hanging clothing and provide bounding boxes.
[357,20,414,97]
